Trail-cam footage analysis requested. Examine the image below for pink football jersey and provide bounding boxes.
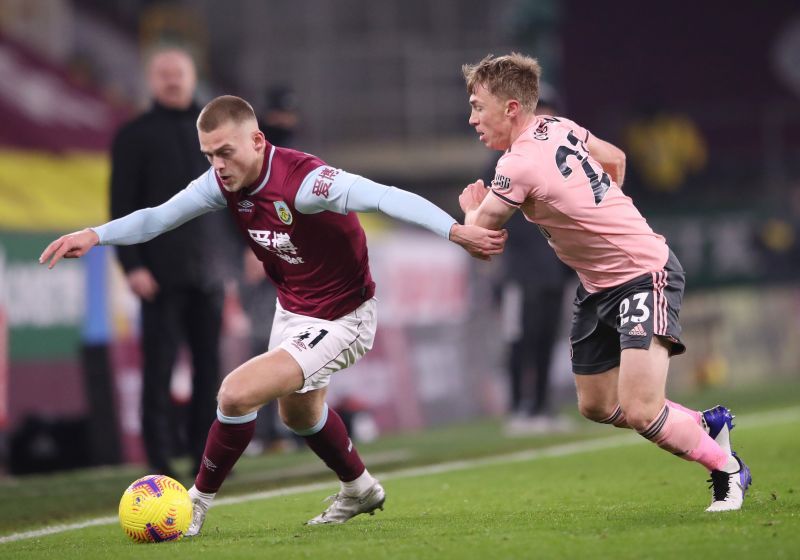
[490,116,669,292]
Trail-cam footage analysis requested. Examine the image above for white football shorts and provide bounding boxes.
[269,297,377,393]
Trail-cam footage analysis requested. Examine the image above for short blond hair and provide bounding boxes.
[462,53,542,113]
[197,95,257,132]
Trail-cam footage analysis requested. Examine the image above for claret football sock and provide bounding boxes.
[293,403,366,483]
[194,409,257,494]
[638,404,729,472]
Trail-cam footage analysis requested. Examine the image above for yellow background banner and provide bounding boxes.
[0,149,109,232]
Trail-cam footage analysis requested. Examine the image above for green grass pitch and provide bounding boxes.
[1,382,798,559]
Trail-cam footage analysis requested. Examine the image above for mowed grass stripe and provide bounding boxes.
[2,405,798,545]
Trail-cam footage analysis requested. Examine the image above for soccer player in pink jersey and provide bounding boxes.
[40,95,507,533]
[458,53,750,512]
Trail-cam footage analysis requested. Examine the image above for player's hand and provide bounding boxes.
[458,179,489,214]
[39,228,100,269]
[449,223,507,261]
[126,268,160,302]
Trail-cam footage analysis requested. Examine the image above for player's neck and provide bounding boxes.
[243,150,267,188]
[508,114,538,146]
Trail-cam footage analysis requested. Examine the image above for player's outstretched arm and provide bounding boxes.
[40,174,224,269]
[295,167,507,259]
[39,228,100,269]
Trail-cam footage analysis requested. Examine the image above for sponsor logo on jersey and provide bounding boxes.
[248,229,305,264]
[491,174,512,192]
[274,201,293,225]
[238,199,254,213]
[319,167,340,180]
[312,178,331,198]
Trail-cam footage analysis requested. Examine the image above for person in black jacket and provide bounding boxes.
[110,47,224,478]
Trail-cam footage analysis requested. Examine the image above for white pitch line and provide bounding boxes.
[2,405,798,545]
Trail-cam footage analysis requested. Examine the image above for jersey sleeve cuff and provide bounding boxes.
[491,189,523,207]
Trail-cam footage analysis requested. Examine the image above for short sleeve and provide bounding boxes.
[489,152,535,208]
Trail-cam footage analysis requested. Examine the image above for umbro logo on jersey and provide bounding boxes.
[238,200,254,213]
[628,324,647,337]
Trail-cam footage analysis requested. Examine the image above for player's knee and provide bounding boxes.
[217,378,252,417]
[277,405,295,428]
[278,403,315,432]
[577,401,615,423]
[619,402,659,432]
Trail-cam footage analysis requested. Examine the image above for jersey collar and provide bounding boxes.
[246,145,275,196]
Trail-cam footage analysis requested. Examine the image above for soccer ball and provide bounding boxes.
[118,474,192,543]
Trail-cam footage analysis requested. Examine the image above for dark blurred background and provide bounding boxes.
[0,0,798,474]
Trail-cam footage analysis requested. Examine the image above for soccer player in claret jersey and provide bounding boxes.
[40,95,507,533]
[458,53,750,512]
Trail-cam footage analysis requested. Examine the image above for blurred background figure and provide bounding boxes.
[109,46,225,479]
[259,85,301,149]
[484,85,574,436]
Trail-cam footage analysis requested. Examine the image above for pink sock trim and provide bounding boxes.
[639,405,728,471]
[599,405,629,428]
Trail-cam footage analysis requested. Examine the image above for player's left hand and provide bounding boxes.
[458,179,489,214]
[449,223,507,261]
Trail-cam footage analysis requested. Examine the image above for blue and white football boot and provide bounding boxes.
[702,405,751,511]
[706,452,752,512]
[702,405,735,455]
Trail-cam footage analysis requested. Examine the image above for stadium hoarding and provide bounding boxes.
[649,206,800,289]
[0,231,85,361]
[0,33,124,362]
[0,34,127,465]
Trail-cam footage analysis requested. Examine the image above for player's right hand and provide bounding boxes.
[39,228,100,269]
[126,268,160,302]
[449,223,507,261]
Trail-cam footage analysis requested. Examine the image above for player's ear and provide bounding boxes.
[505,100,520,117]
[252,129,266,150]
